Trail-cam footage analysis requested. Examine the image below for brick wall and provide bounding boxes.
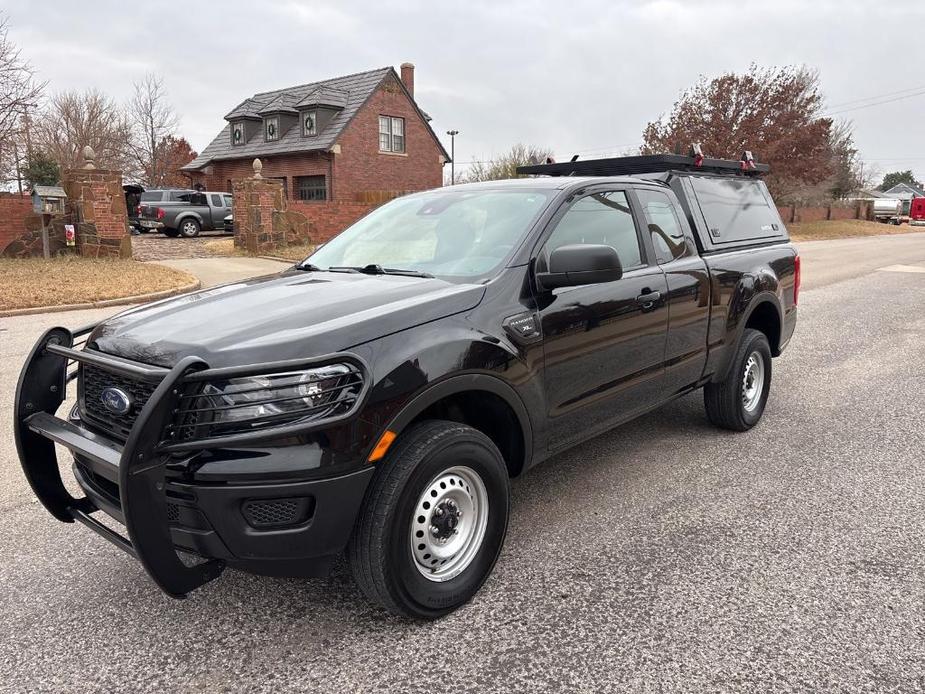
[191,151,332,198]
[776,201,872,224]
[332,72,444,198]
[62,168,132,258]
[290,200,376,242]
[0,194,35,254]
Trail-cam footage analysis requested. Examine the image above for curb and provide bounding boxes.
[0,279,202,318]
[257,255,298,264]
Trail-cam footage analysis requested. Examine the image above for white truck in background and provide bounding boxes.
[873,198,903,224]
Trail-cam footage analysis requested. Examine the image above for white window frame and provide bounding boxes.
[379,115,405,153]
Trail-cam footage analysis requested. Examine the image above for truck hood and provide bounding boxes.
[90,270,486,368]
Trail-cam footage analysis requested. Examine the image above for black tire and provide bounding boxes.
[348,420,511,619]
[704,328,772,431]
[178,218,201,238]
[163,228,180,238]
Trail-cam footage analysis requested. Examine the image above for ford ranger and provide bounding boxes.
[15,153,798,619]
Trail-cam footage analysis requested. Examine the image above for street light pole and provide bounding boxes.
[446,130,459,184]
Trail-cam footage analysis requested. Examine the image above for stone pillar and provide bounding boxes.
[232,158,311,254]
[61,146,132,258]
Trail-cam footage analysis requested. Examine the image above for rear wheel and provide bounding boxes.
[348,420,510,619]
[179,218,201,238]
[704,328,772,431]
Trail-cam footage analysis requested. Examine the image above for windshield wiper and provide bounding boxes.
[328,264,433,278]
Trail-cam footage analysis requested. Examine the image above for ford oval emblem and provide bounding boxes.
[100,387,133,416]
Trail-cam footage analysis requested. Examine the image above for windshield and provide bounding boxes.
[305,188,555,281]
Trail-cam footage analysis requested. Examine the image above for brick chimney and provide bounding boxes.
[400,62,415,99]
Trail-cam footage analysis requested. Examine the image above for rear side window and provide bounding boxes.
[689,177,785,244]
[636,189,688,263]
[140,192,162,202]
[169,191,190,201]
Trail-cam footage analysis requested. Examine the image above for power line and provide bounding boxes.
[824,88,925,116]
[826,83,925,109]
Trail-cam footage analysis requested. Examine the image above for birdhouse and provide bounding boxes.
[31,185,67,215]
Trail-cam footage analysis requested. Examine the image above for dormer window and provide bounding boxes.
[265,116,279,142]
[302,111,317,137]
[231,122,246,146]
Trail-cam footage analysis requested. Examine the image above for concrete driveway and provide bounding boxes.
[152,256,292,288]
[1,233,924,692]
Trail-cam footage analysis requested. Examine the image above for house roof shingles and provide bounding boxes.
[185,67,400,171]
[882,182,925,199]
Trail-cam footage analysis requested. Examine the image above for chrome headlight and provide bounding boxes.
[174,364,362,439]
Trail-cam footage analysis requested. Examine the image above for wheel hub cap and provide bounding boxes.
[410,466,488,582]
[742,351,765,412]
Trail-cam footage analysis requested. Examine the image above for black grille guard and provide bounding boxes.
[13,324,370,599]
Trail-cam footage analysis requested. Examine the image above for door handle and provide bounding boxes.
[636,289,662,308]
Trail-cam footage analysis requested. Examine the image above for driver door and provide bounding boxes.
[535,189,669,451]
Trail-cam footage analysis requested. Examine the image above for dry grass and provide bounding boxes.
[0,256,196,311]
[788,219,920,242]
[202,238,315,261]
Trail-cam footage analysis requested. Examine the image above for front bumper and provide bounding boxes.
[14,325,373,598]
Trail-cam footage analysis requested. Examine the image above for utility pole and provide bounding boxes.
[23,105,34,161]
[12,140,22,195]
[446,130,459,184]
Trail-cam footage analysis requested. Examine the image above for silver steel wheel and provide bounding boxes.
[181,220,199,236]
[741,350,765,412]
[410,465,489,583]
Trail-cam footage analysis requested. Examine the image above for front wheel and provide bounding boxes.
[348,421,510,619]
[704,328,772,431]
[178,218,201,238]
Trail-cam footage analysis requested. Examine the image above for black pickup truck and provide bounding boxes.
[15,154,798,619]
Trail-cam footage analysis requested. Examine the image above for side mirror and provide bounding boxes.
[536,244,623,290]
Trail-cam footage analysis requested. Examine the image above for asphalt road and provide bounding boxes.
[1,234,924,692]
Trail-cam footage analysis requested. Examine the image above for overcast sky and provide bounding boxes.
[6,0,925,182]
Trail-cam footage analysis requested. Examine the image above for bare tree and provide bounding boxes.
[32,88,135,174]
[128,73,179,186]
[463,143,554,183]
[0,14,45,187]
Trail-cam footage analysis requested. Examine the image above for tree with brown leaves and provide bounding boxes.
[154,135,197,188]
[642,65,850,201]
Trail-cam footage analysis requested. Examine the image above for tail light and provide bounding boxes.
[793,254,801,306]
[136,204,141,215]
[156,208,165,221]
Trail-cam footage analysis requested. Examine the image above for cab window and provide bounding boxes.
[541,190,642,271]
[636,188,689,263]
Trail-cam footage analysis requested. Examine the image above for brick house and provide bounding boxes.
[181,63,449,242]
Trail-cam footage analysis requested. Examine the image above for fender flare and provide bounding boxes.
[377,373,534,475]
[712,290,784,382]
[738,291,784,348]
